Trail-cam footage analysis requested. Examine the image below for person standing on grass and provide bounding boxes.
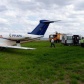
[50,38,55,47]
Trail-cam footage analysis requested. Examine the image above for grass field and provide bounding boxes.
[0,41,84,84]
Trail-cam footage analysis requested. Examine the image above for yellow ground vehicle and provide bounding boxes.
[49,33,62,42]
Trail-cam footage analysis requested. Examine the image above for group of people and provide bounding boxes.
[50,38,55,47]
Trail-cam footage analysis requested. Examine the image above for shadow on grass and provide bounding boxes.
[0,48,35,57]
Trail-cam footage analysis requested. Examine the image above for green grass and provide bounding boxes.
[0,41,84,84]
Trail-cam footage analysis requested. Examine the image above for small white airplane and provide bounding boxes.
[0,20,59,50]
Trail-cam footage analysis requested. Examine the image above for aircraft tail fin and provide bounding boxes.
[28,20,55,35]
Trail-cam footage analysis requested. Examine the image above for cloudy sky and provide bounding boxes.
[0,0,84,37]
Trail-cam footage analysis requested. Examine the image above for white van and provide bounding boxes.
[62,34,73,45]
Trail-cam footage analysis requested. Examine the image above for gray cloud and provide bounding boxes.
[9,0,73,11]
[0,0,84,37]
[75,1,84,10]
[36,0,72,6]
[0,5,7,12]
[9,0,41,11]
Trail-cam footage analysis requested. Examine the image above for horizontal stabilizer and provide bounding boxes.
[40,20,61,23]
[40,20,55,23]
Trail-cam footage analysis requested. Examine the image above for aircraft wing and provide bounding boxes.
[0,45,36,50]
[0,39,36,50]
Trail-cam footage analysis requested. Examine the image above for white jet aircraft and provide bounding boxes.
[0,20,58,50]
